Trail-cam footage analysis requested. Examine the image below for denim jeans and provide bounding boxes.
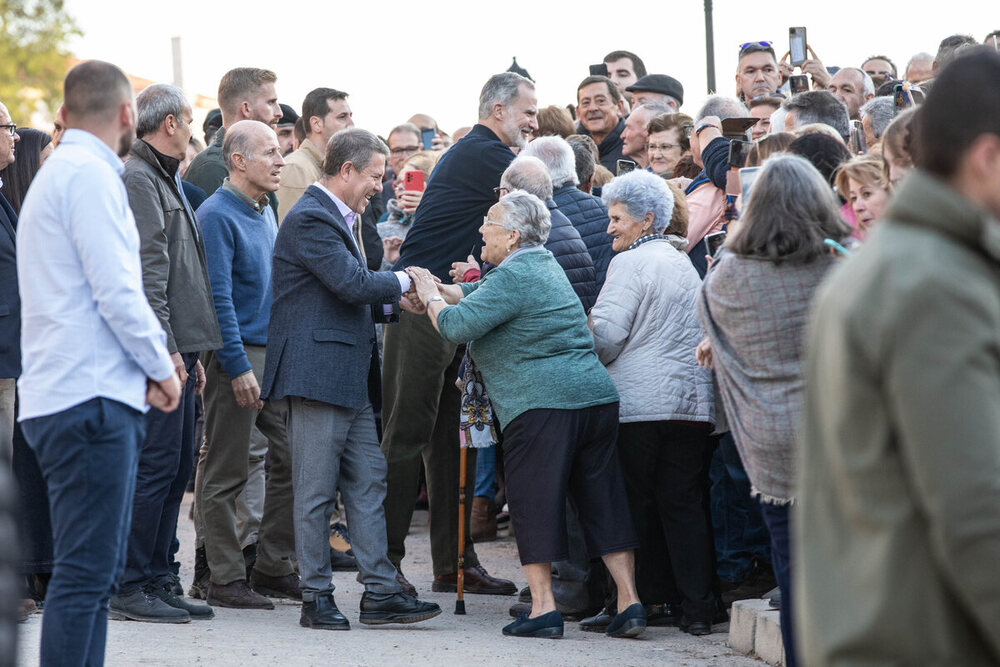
[473,443,497,499]
[759,501,797,667]
[709,433,771,582]
[120,353,198,593]
[22,397,144,667]
[12,390,53,575]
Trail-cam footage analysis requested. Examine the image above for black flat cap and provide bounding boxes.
[278,104,299,126]
[625,74,684,106]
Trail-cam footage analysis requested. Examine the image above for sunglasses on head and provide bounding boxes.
[739,41,773,53]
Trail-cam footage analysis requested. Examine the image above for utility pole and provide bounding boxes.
[704,0,716,93]
[171,36,184,90]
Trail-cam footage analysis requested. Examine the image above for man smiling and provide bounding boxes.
[576,75,626,172]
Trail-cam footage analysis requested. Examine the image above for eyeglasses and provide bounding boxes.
[492,186,510,201]
[390,146,420,156]
[0,124,16,136]
[482,216,512,230]
[647,143,681,153]
[739,41,772,52]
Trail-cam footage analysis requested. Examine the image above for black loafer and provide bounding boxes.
[679,616,712,636]
[301,593,350,630]
[579,609,615,633]
[605,603,646,638]
[502,610,563,638]
[359,591,441,625]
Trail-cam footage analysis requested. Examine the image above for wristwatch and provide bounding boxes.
[695,122,720,136]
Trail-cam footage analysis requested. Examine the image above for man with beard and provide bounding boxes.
[381,72,533,598]
[17,60,180,665]
[575,75,626,172]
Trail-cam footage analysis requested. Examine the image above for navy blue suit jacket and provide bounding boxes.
[0,192,20,378]
[261,185,402,410]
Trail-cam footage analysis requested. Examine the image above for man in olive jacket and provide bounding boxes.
[113,84,221,623]
[797,50,1000,665]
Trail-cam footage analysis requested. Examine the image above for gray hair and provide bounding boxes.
[388,122,421,143]
[782,90,850,141]
[500,155,553,200]
[839,67,875,96]
[323,127,390,176]
[728,153,850,264]
[520,136,577,186]
[478,72,534,120]
[601,169,675,233]
[497,190,550,246]
[136,84,189,138]
[696,95,749,123]
[905,52,933,76]
[859,96,893,139]
[223,120,270,171]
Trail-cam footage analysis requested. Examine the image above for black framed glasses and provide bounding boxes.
[492,186,510,201]
[0,124,16,136]
[390,145,420,156]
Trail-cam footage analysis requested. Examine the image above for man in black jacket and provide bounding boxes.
[112,84,222,623]
[575,76,626,173]
[384,72,535,596]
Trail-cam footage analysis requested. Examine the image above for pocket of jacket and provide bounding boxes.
[312,328,357,345]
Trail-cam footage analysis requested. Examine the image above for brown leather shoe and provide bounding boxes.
[432,565,516,595]
[470,497,497,542]
[355,569,417,597]
[207,580,274,609]
[249,570,302,600]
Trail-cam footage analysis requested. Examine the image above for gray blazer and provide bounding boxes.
[261,185,402,410]
[124,139,222,355]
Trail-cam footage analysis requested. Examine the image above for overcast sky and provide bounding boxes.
[65,0,998,136]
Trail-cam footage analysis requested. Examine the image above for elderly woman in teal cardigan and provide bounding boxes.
[407,191,645,640]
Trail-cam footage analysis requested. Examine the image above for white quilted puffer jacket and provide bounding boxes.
[590,238,715,425]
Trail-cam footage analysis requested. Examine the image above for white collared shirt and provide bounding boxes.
[17,129,175,421]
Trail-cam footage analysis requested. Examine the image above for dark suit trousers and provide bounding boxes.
[380,311,479,575]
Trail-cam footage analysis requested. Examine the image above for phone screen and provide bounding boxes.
[728,140,752,169]
[893,83,912,116]
[849,120,867,155]
[739,167,761,205]
[789,27,807,66]
[789,75,809,95]
[616,159,636,176]
[420,128,435,150]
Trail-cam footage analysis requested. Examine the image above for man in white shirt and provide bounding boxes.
[17,60,180,666]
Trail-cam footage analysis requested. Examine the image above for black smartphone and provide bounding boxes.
[728,140,753,169]
[705,231,727,258]
[789,74,809,95]
[789,27,807,67]
[616,159,636,176]
[589,63,609,78]
[420,128,435,150]
[849,120,867,155]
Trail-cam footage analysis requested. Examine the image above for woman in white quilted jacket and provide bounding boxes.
[588,169,717,636]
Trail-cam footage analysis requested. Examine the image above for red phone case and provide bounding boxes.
[404,171,425,192]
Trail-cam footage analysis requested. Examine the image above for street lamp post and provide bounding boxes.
[704,0,716,93]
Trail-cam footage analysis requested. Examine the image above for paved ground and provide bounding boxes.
[19,494,763,666]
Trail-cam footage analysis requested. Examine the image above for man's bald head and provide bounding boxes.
[223,120,276,170]
[501,155,554,200]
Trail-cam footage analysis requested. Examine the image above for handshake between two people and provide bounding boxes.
[398,266,444,315]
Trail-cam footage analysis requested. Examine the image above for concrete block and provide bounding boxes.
[728,599,765,654]
[754,606,785,666]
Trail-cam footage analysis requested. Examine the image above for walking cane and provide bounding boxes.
[456,429,468,615]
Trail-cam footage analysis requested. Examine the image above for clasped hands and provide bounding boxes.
[397,266,442,315]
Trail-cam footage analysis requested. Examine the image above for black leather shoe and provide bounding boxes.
[679,616,713,636]
[502,610,563,638]
[605,603,646,638]
[250,570,302,600]
[579,609,615,633]
[109,587,191,623]
[301,593,350,630]
[646,602,682,627]
[151,581,215,620]
[359,591,442,625]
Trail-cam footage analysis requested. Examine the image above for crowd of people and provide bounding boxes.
[1,28,999,667]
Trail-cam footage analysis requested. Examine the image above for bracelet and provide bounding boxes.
[695,123,720,136]
[426,296,445,307]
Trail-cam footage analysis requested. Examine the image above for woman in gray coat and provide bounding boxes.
[589,170,717,635]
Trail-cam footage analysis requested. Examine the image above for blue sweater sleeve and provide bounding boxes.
[702,136,731,190]
[201,206,252,378]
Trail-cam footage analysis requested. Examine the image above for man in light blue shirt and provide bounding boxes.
[16,61,180,667]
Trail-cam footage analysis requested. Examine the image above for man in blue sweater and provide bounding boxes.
[196,120,300,609]
[382,73,534,596]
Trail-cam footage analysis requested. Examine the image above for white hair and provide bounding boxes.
[498,190,551,246]
[601,169,675,233]
[520,136,577,186]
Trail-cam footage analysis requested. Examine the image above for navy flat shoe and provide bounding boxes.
[502,610,564,638]
[605,603,647,638]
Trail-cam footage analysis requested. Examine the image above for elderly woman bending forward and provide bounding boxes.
[407,191,646,640]
[589,170,718,635]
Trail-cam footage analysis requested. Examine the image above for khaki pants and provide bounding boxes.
[380,312,479,576]
[195,346,294,584]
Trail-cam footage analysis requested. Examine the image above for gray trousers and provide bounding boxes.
[196,346,294,584]
[286,396,400,600]
[0,378,13,464]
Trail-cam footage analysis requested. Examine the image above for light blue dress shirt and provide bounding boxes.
[16,129,175,421]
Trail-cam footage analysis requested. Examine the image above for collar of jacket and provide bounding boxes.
[131,139,181,178]
[299,137,324,170]
[575,117,625,154]
[888,169,1000,263]
[221,178,268,213]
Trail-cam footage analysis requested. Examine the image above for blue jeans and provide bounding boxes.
[709,433,771,582]
[473,444,497,499]
[120,353,197,593]
[759,501,797,667]
[22,397,144,667]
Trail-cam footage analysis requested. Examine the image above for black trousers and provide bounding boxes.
[617,421,716,622]
[503,403,638,565]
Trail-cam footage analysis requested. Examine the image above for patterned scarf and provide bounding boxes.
[459,352,497,449]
